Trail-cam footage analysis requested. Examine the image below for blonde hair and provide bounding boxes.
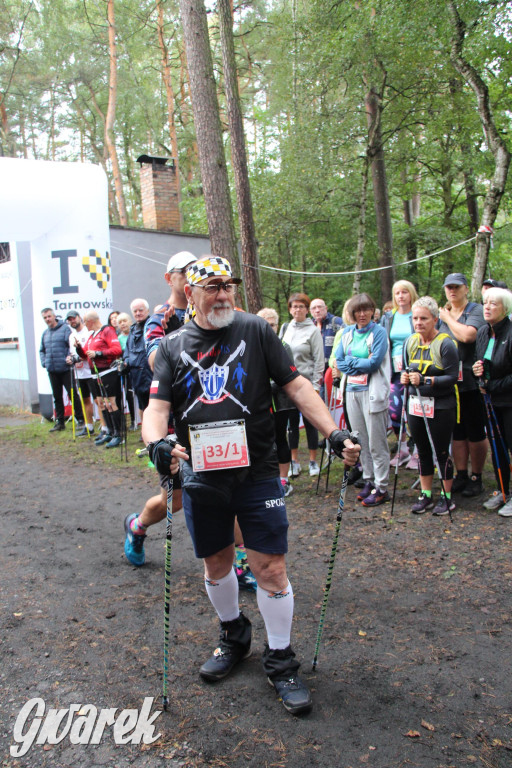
[257,307,279,328]
[342,299,352,326]
[392,280,419,310]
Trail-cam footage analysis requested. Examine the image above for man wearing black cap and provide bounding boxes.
[482,278,508,297]
[438,272,488,497]
[66,311,95,436]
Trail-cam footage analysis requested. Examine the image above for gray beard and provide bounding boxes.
[206,305,235,329]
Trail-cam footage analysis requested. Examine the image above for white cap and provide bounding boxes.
[166,251,197,273]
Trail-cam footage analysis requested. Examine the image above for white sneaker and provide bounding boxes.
[288,460,301,478]
[483,491,507,511]
[281,479,293,497]
[498,497,512,517]
[309,461,320,476]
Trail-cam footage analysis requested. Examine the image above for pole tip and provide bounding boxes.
[162,696,169,711]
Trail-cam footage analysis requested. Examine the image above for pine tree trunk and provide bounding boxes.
[352,154,369,296]
[105,0,128,226]
[217,0,262,311]
[365,87,395,305]
[401,170,417,279]
[179,0,238,272]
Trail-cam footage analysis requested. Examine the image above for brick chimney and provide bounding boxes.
[137,154,180,231]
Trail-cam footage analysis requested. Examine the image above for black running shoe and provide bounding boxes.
[461,475,484,497]
[262,645,312,715]
[451,474,469,494]
[199,613,252,682]
[268,674,312,715]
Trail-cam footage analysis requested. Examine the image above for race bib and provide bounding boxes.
[392,355,403,373]
[409,395,435,419]
[189,420,250,472]
[347,373,368,386]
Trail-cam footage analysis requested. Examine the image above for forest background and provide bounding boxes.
[1,0,511,318]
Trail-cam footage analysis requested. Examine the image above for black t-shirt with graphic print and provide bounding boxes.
[151,312,300,479]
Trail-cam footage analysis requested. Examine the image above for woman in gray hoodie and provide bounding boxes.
[280,293,325,477]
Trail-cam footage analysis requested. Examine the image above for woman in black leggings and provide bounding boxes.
[257,308,295,497]
[473,287,512,516]
[401,296,459,516]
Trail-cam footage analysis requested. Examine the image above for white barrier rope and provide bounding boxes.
[247,236,478,277]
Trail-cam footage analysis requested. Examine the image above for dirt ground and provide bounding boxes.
[1,412,511,768]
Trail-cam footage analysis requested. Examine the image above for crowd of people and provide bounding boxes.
[38,254,512,717]
[39,264,512,519]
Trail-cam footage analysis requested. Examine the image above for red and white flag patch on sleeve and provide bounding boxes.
[150,381,159,395]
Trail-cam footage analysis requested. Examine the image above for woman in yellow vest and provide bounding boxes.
[401,297,459,516]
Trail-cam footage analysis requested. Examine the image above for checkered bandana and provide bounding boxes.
[186,256,232,285]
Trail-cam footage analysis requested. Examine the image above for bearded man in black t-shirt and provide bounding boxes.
[143,256,360,716]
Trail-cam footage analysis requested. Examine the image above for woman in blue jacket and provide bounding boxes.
[335,293,390,507]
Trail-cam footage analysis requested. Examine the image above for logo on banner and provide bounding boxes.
[82,249,111,292]
[10,697,161,756]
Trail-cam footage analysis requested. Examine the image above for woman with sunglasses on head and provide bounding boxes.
[401,296,459,516]
[335,292,391,507]
[279,293,325,477]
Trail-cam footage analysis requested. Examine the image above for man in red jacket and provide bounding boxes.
[75,311,123,447]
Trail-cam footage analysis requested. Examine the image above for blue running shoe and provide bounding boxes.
[235,564,257,592]
[95,432,112,445]
[105,436,123,449]
[124,513,146,566]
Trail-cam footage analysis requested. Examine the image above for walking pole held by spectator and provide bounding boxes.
[312,432,359,670]
[390,385,409,517]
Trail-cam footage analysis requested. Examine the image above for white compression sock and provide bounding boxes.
[257,580,294,649]
[204,568,240,622]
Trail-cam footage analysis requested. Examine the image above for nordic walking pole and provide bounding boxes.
[390,384,409,517]
[316,440,326,494]
[480,385,508,503]
[316,378,340,495]
[162,434,178,711]
[312,432,359,671]
[413,385,453,523]
[91,360,112,412]
[74,367,91,439]
[70,365,76,441]
[484,390,512,476]
[119,371,128,462]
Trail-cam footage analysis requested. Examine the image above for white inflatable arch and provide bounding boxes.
[0,158,111,417]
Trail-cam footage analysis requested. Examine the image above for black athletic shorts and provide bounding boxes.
[452,389,487,442]
[183,476,288,559]
[90,370,120,400]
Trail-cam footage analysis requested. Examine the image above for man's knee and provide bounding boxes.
[204,546,235,580]
[247,552,287,591]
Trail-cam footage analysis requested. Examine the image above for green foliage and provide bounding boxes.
[0,0,510,300]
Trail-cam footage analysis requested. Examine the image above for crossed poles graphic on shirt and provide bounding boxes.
[180,341,250,418]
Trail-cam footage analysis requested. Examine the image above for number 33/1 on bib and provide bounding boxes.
[189,420,250,471]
